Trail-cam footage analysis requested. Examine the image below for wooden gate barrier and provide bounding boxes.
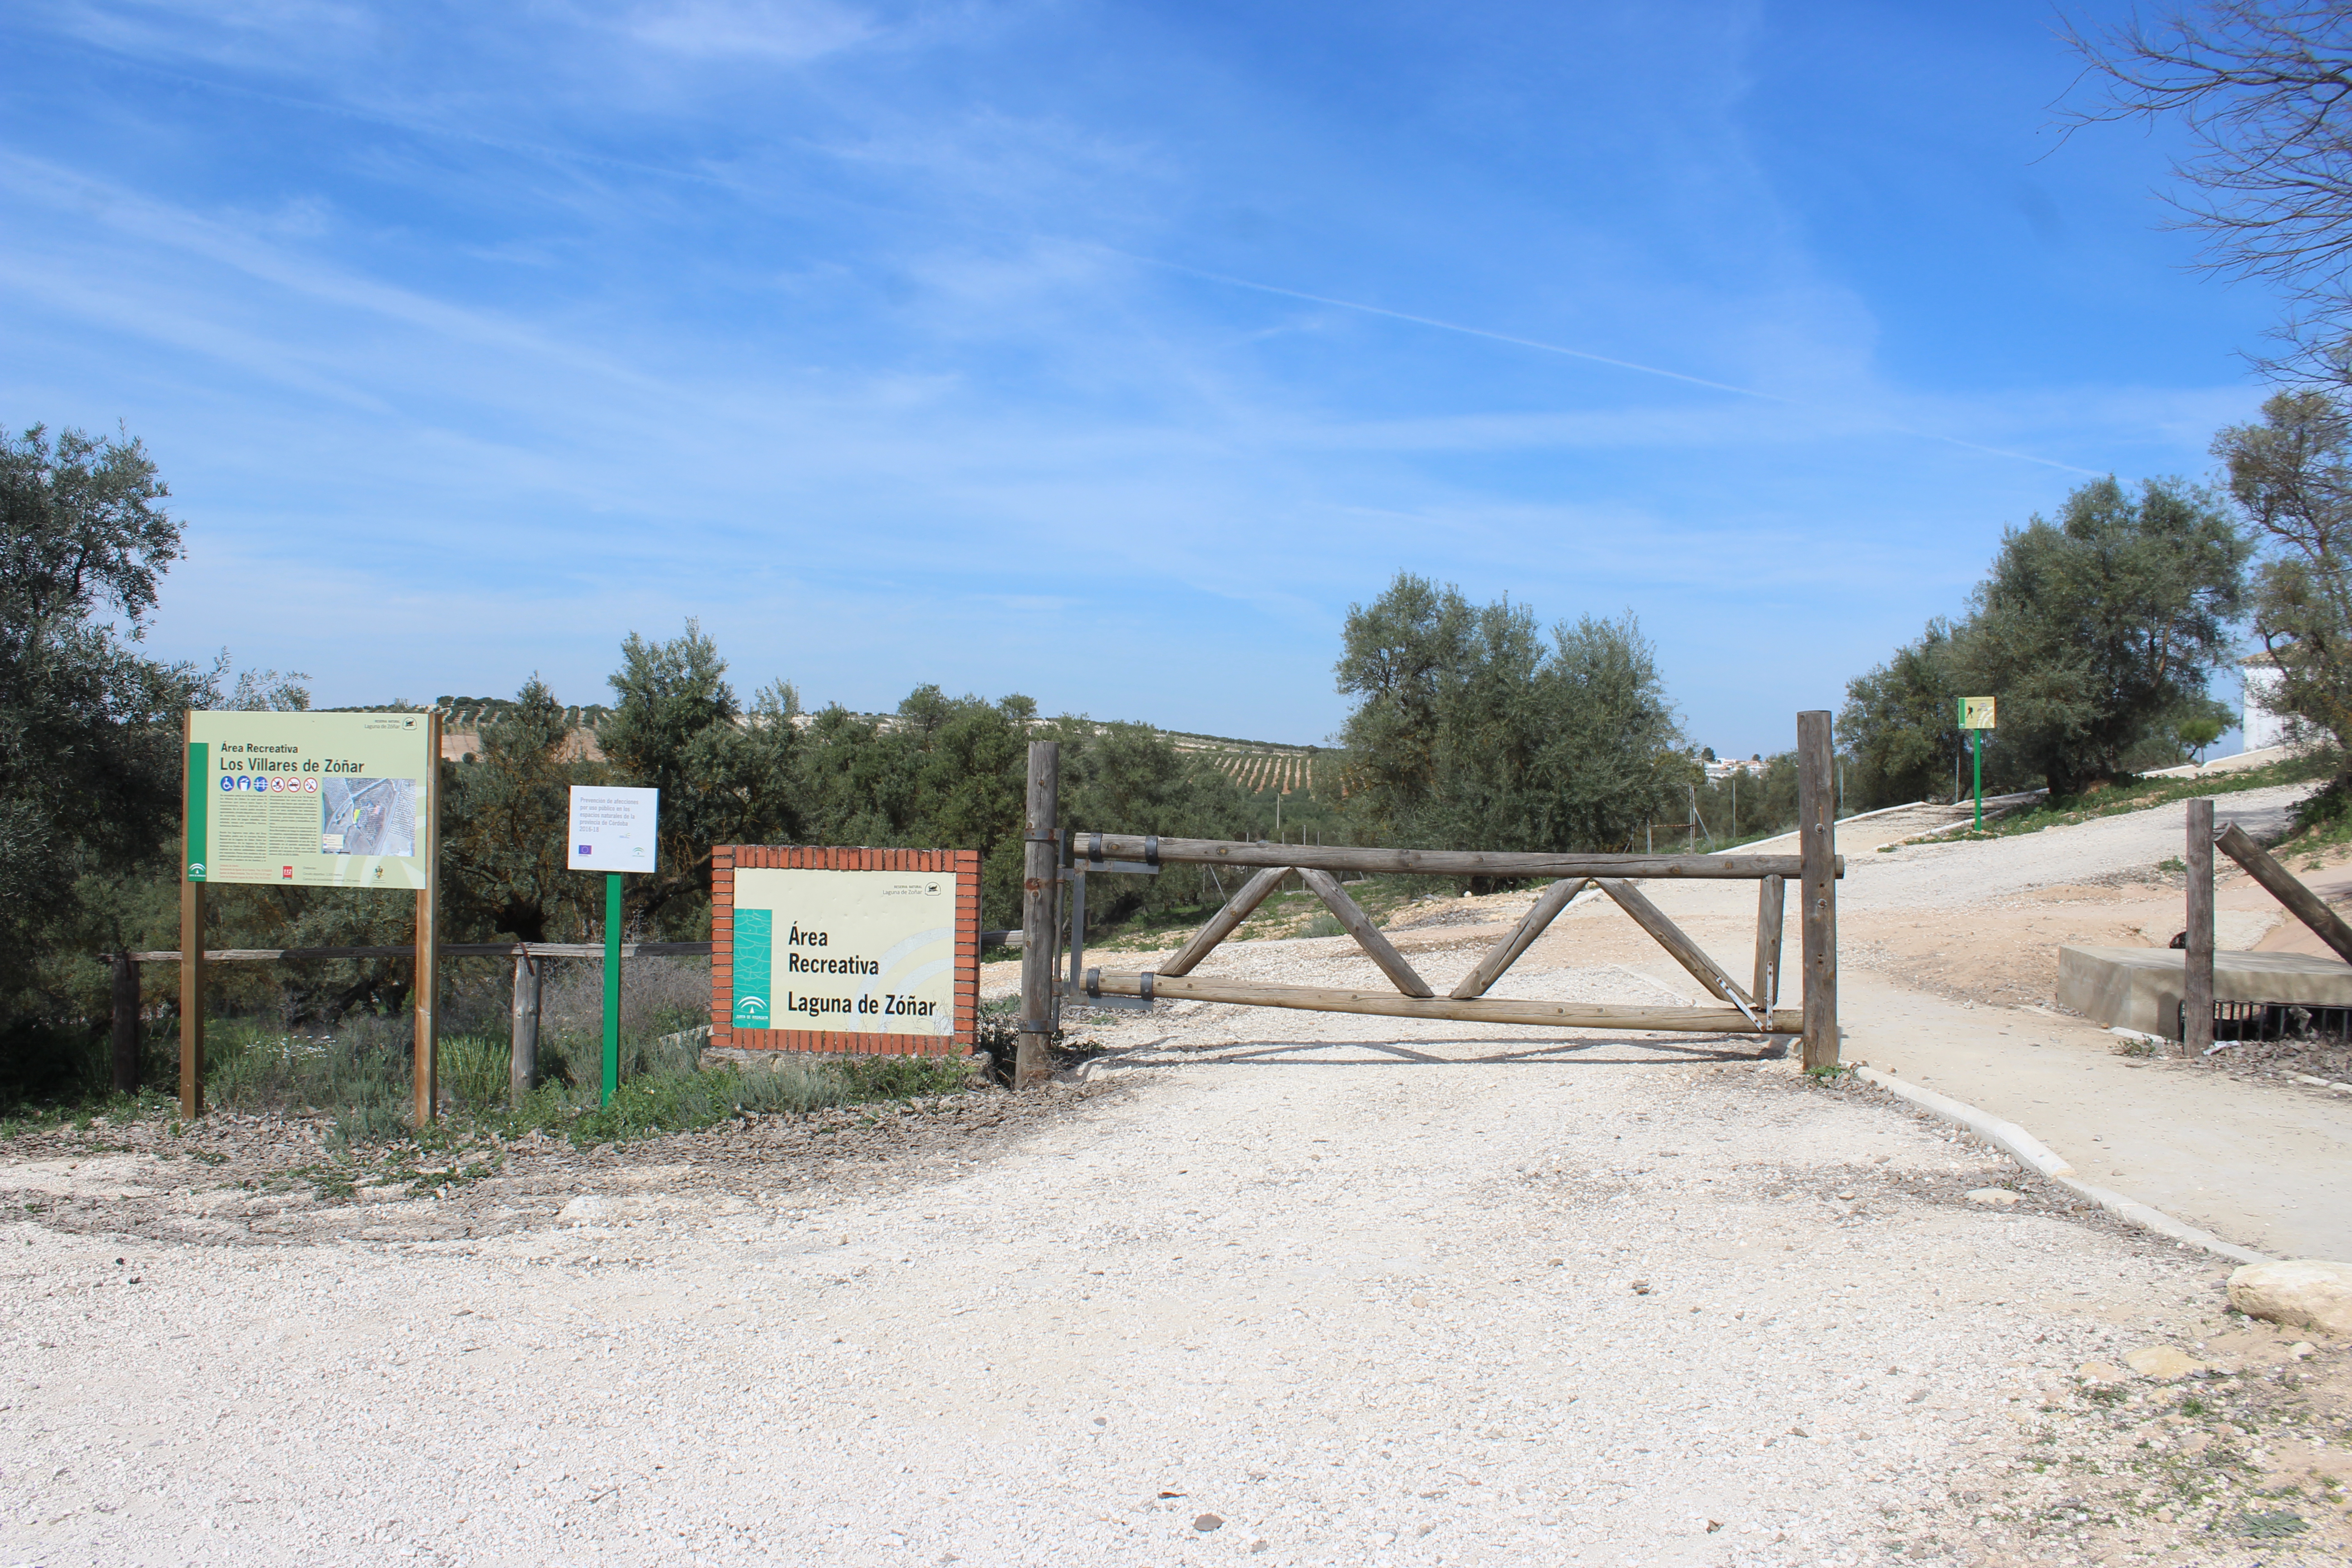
[1009,710,1842,1088]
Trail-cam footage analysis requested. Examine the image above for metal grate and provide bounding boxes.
[2179,998,2352,1042]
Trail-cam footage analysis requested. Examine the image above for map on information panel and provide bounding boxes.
[320,776,418,858]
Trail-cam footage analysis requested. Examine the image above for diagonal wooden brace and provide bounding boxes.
[1161,864,1290,977]
[1451,878,1592,999]
[2215,822,2352,965]
[1594,877,1761,1027]
[1299,868,1435,997]
[1753,874,1784,1009]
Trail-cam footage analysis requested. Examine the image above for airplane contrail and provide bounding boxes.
[1130,254,2104,477]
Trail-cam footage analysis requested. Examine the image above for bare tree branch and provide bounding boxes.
[2061,3,2352,368]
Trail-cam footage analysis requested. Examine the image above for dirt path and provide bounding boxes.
[1636,784,2352,1261]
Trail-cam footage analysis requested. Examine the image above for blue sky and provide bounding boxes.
[0,0,2284,755]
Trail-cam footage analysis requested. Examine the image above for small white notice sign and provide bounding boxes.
[568,786,660,873]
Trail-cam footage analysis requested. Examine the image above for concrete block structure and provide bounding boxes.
[2059,944,2352,1039]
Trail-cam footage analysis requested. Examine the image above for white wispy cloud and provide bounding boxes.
[608,0,878,61]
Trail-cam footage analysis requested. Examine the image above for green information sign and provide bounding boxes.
[184,710,436,889]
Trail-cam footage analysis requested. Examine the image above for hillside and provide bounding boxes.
[429,697,1331,794]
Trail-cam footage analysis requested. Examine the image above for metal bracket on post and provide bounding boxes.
[1064,861,1152,1012]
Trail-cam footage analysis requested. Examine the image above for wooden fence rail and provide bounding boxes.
[1066,835,1839,882]
[113,927,1025,1104]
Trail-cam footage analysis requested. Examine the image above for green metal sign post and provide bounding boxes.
[1972,730,1983,828]
[1960,697,1997,829]
[603,871,623,1106]
[568,785,660,1109]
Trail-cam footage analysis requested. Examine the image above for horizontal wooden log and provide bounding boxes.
[117,941,715,964]
[1067,833,1838,880]
[981,929,1024,948]
[1088,971,1799,1034]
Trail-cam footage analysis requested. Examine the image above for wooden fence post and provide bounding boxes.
[1016,740,1061,1089]
[2184,798,2215,1058]
[180,883,204,1118]
[110,951,141,1097]
[413,708,441,1126]
[511,948,541,1107]
[1798,710,1838,1070]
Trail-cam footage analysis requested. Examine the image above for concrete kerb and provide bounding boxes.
[1854,1065,2274,1268]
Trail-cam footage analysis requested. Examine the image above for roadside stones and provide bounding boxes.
[1965,1189,2022,1207]
[2227,1259,2352,1337]
[1194,1514,1224,1532]
[2123,1346,2208,1380]
[2075,1361,2126,1385]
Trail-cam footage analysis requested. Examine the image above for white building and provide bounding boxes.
[2242,654,2290,753]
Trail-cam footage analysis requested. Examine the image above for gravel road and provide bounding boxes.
[1834,786,2313,912]
[7,1029,2328,1566]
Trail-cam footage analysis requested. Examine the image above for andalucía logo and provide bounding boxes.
[734,995,769,1022]
[187,862,206,880]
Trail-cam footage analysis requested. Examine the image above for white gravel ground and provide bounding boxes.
[3,1024,2246,1567]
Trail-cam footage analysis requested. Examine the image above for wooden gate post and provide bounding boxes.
[1015,740,1061,1089]
[510,948,542,1107]
[110,951,141,1097]
[1797,710,1838,1070]
[2184,798,2215,1057]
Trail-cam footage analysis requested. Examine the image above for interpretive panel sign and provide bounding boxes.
[567,786,659,873]
[710,846,979,1057]
[184,711,435,889]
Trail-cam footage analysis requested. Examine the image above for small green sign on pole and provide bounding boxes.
[568,785,660,1108]
[1960,697,1997,828]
